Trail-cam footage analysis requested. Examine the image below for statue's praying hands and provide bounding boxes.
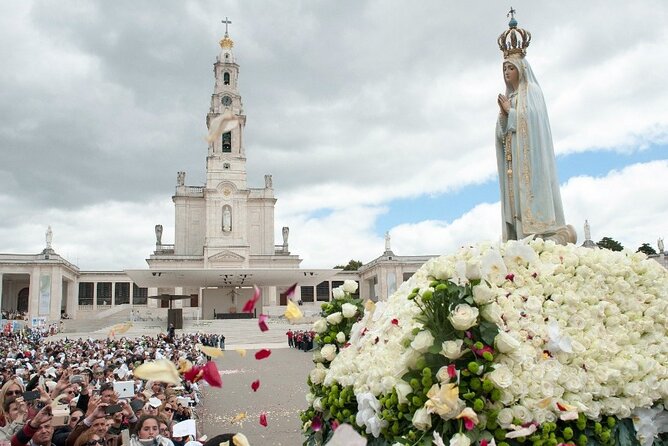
[497,93,511,115]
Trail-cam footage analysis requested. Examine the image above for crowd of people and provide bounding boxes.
[0,331,241,446]
[285,330,314,352]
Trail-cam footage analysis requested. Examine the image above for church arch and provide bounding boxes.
[223,72,230,85]
[17,287,29,313]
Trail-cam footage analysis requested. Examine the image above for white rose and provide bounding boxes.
[332,287,345,299]
[411,330,435,353]
[309,365,326,385]
[342,280,359,293]
[395,381,412,405]
[487,364,513,389]
[412,407,432,431]
[342,303,358,318]
[313,397,324,411]
[472,283,496,305]
[495,332,521,353]
[321,344,338,362]
[497,407,514,427]
[480,302,503,325]
[326,312,343,325]
[448,304,479,330]
[305,392,315,404]
[313,318,328,334]
[336,332,346,343]
[449,433,471,446]
[441,340,465,360]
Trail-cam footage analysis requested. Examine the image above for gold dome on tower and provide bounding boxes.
[219,33,234,49]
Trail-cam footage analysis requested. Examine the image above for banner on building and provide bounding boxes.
[39,275,51,316]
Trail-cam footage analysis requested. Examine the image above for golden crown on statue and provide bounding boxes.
[497,7,531,58]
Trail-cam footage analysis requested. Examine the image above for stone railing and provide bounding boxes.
[177,186,204,197]
[155,244,175,254]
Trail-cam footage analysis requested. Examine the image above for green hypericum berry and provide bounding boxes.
[421,290,433,301]
[408,293,417,300]
[323,336,332,344]
[410,378,420,390]
[412,396,422,407]
[413,287,421,294]
[390,393,398,405]
[482,379,494,393]
[415,358,427,370]
[461,369,471,377]
[422,367,432,377]
[463,392,475,400]
[342,409,351,418]
[563,427,573,440]
[483,351,494,361]
[391,421,400,434]
[606,416,616,428]
[412,327,421,336]
[429,281,439,288]
[470,377,481,391]
[600,430,611,442]
[435,283,448,291]
[494,428,507,440]
[468,362,480,373]
[473,341,484,350]
[577,435,587,446]
[594,422,602,435]
[473,398,484,412]
[421,376,432,388]
[490,389,501,401]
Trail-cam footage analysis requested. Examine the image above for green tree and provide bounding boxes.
[334,259,364,271]
[597,237,624,252]
[637,243,657,255]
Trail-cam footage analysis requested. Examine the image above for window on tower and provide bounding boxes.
[223,72,230,85]
[222,132,231,152]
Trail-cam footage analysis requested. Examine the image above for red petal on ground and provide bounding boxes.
[251,380,260,392]
[391,318,399,325]
[259,412,268,427]
[255,349,271,360]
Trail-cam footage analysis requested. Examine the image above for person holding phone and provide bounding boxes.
[0,380,25,428]
[9,404,53,446]
[0,396,27,440]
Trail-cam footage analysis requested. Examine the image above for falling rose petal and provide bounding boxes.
[202,361,223,387]
[133,359,181,385]
[284,300,303,322]
[242,285,261,313]
[324,424,366,446]
[251,380,260,392]
[285,282,298,298]
[391,318,399,326]
[205,108,240,144]
[235,349,247,358]
[259,412,268,427]
[197,344,224,358]
[255,349,271,360]
[311,415,322,432]
[183,365,204,383]
[258,314,269,332]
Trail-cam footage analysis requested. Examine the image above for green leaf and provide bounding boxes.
[428,343,442,354]
[614,418,641,446]
[479,320,499,346]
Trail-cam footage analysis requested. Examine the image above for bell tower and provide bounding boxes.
[206,18,247,190]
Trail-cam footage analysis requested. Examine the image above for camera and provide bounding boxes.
[23,390,40,401]
[69,375,84,384]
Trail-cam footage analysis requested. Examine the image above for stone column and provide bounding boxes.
[68,278,77,319]
[29,270,40,320]
[111,282,116,307]
[93,282,98,311]
[50,268,62,321]
[129,283,134,306]
[175,287,183,309]
[0,272,3,314]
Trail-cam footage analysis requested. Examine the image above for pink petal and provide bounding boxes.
[447,364,457,379]
[311,415,322,432]
[391,318,399,326]
[202,361,222,388]
[258,314,269,332]
[251,380,260,392]
[259,412,268,427]
[242,285,261,313]
[255,349,271,360]
[330,419,340,431]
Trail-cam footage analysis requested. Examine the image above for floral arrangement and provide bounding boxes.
[302,239,668,446]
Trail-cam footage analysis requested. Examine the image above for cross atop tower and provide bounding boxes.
[222,17,232,35]
[507,7,516,19]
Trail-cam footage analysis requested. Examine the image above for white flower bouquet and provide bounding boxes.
[302,240,668,446]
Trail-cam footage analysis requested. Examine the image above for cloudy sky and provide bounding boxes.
[1,1,667,270]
